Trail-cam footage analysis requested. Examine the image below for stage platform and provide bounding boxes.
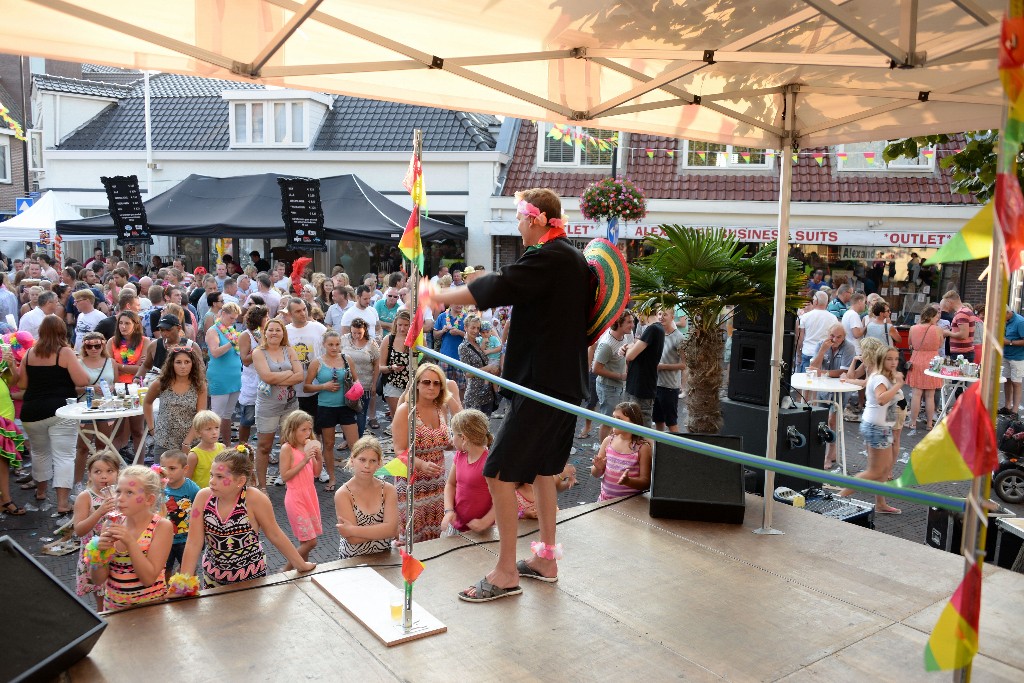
[69,494,1024,682]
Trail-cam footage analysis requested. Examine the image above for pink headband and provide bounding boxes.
[516,200,564,229]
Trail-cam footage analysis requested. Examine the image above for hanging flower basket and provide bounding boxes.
[579,177,648,222]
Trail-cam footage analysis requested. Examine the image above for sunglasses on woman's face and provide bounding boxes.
[83,343,103,350]
[418,379,442,387]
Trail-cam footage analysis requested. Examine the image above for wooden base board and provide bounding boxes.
[313,567,446,646]
[68,495,1024,681]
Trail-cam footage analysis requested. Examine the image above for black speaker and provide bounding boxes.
[650,435,746,524]
[733,307,797,334]
[925,508,1014,563]
[727,330,795,406]
[720,399,827,492]
[0,536,106,682]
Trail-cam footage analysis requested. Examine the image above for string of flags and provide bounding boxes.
[546,123,618,151]
[631,147,957,165]
[0,101,26,142]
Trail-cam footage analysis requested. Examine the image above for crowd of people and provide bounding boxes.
[0,196,676,611]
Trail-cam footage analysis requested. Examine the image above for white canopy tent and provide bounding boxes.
[0,0,1006,532]
[0,190,92,241]
[0,0,1003,147]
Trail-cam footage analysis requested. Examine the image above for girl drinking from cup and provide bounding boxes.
[89,465,172,611]
[73,449,122,609]
[278,411,323,570]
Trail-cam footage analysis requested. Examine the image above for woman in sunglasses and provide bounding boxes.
[304,329,359,492]
[391,362,453,544]
[73,331,117,485]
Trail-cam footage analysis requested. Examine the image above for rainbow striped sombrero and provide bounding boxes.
[584,238,630,346]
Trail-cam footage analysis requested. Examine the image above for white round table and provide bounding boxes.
[923,369,1005,422]
[56,401,147,464]
[791,372,861,476]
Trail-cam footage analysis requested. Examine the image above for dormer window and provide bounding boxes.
[231,101,305,146]
[224,89,331,149]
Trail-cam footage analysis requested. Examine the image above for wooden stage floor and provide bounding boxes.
[69,494,1024,682]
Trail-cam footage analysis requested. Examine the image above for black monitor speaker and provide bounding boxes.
[727,330,795,406]
[720,399,827,492]
[650,435,746,524]
[0,536,107,682]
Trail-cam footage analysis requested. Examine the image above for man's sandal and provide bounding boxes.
[516,559,557,583]
[457,578,522,603]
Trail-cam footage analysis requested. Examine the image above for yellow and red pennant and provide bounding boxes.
[924,563,982,671]
[894,383,997,487]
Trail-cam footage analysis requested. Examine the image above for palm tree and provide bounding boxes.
[629,226,805,434]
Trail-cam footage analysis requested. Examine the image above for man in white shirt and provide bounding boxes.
[429,265,449,288]
[72,290,106,351]
[795,291,836,373]
[840,292,867,355]
[274,262,291,292]
[324,284,353,332]
[256,273,281,317]
[222,277,240,307]
[340,285,380,338]
[19,290,59,338]
[285,298,327,452]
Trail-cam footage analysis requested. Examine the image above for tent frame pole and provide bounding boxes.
[756,85,797,535]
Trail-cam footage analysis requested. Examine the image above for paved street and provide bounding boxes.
[2,398,1020,611]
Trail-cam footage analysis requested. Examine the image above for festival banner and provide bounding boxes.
[100,175,152,245]
[277,177,327,251]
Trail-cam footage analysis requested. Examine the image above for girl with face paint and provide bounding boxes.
[90,465,173,611]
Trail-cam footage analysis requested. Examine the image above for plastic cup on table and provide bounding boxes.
[807,368,818,384]
[389,590,404,624]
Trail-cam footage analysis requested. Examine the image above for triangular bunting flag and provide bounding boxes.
[863,152,876,165]
[666,149,675,158]
[922,148,935,159]
[646,148,654,158]
[924,563,983,671]
[894,383,997,487]
[813,152,824,166]
[741,152,751,162]
[697,151,707,161]
[927,203,994,265]
[792,153,799,164]
[400,549,425,583]
[836,151,848,161]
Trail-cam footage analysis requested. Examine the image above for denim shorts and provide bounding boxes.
[595,381,625,415]
[860,421,893,449]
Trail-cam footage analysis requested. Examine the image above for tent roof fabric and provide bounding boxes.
[0,0,1004,149]
[56,173,467,243]
[47,72,498,152]
[503,122,978,206]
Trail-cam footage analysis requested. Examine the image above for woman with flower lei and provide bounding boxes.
[106,311,149,454]
[205,302,243,444]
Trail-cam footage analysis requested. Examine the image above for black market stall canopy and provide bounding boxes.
[56,173,467,243]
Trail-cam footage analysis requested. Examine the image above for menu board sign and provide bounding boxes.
[278,177,327,252]
[100,175,152,245]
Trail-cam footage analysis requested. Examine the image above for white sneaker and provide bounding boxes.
[318,467,330,483]
[273,475,284,486]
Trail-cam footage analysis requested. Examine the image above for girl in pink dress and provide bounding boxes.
[442,409,495,533]
[591,402,652,501]
[279,411,323,570]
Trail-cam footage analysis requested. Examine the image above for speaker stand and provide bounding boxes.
[753,473,785,535]
[753,526,785,535]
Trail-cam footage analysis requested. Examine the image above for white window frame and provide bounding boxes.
[28,129,43,171]
[229,100,307,148]
[0,134,11,184]
[680,140,773,170]
[536,123,622,169]
[836,141,935,172]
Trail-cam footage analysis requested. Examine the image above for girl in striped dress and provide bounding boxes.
[335,436,398,559]
[591,402,653,501]
[180,448,315,588]
[90,465,173,612]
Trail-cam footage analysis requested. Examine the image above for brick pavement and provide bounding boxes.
[2,400,1019,612]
